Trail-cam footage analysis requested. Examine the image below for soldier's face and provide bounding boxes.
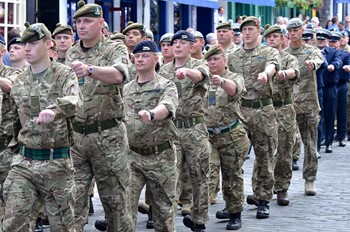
[329,40,339,49]
[125,29,143,48]
[190,38,204,55]
[340,36,349,46]
[265,33,282,49]
[161,42,174,58]
[287,27,304,42]
[233,34,242,45]
[303,39,313,45]
[55,34,74,53]
[207,54,226,75]
[317,38,328,49]
[216,29,233,45]
[75,17,103,41]
[134,52,158,72]
[24,39,51,65]
[241,26,260,45]
[172,39,192,59]
[9,44,26,63]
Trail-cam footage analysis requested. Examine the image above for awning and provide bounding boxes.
[164,0,219,9]
[226,0,275,7]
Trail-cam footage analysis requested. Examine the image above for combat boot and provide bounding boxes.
[146,206,154,229]
[277,191,289,206]
[256,200,269,219]
[138,202,150,214]
[305,180,317,195]
[183,214,194,230]
[226,212,242,230]
[95,219,107,231]
[193,224,206,232]
[246,195,259,206]
[215,207,230,219]
[34,217,43,232]
[292,160,299,171]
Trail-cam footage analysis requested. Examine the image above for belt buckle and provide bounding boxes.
[81,125,86,134]
[181,120,185,128]
[214,128,221,134]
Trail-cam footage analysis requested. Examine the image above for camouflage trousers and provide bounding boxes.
[2,154,75,232]
[129,145,177,231]
[296,111,319,181]
[71,122,132,232]
[292,126,302,161]
[274,104,297,192]
[0,149,13,223]
[348,84,350,136]
[241,105,278,201]
[175,122,211,224]
[208,143,220,204]
[209,121,249,213]
[176,155,192,208]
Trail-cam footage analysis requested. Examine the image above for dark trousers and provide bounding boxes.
[336,83,349,141]
[323,85,338,146]
[317,88,324,152]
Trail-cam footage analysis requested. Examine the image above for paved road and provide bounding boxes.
[46,140,350,231]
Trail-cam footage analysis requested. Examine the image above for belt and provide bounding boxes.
[273,97,293,107]
[130,141,172,156]
[73,119,119,135]
[173,116,205,128]
[207,120,239,135]
[241,98,272,109]
[20,146,70,160]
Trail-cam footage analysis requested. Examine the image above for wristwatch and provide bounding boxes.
[87,65,94,76]
[148,110,155,120]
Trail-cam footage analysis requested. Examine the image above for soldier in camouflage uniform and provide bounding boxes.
[190,31,205,60]
[2,22,81,232]
[0,36,20,224]
[123,40,178,232]
[158,30,211,232]
[227,17,279,219]
[216,21,237,55]
[65,1,132,231]
[7,37,28,69]
[285,18,324,195]
[204,44,250,230]
[159,33,174,66]
[264,25,300,206]
[52,23,74,64]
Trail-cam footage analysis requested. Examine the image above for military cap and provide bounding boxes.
[159,33,174,44]
[122,21,145,35]
[193,31,204,39]
[0,34,5,45]
[316,28,332,40]
[263,25,282,37]
[329,32,342,42]
[52,23,73,38]
[302,29,315,40]
[110,32,125,41]
[7,37,22,50]
[73,0,103,19]
[145,28,154,39]
[306,23,316,30]
[232,23,241,35]
[216,21,232,30]
[286,18,303,30]
[203,44,224,60]
[240,16,260,31]
[341,30,349,37]
[133,40,158,54]
[170,30,194,45]
[21,22,51,43]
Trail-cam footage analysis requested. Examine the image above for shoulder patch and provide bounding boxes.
[122,58,128,64]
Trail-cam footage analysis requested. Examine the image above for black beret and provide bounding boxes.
[7,37,22,50]
[133,40,158,54]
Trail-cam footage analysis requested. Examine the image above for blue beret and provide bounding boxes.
[171,30,194,45]
[133,40,158,54]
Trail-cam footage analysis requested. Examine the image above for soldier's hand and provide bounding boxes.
[277,70,286,81]
[257,72,268,85]
[304,60,315,71]
[175,68,187,80]
[36,109,56,125]
[138,110,151,124]
[71,60,88,79]
[343,65,350,72]
[211,75,222,86]
[327,64,335,72]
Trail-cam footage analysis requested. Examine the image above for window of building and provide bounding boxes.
[0,0,26,42]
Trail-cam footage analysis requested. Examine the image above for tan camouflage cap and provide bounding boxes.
[122,21,145,35]
[216,21,232,30]
[21,22,51,43]
[204,44,224,60]
[52,23,73,38]
[240,16,260,31]
[110,32,125,41]
[263,25,282,37]
[73,0,103,19]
